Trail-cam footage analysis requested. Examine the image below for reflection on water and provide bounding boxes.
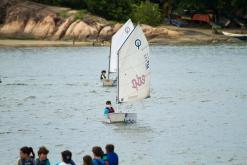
[0,45,247,165]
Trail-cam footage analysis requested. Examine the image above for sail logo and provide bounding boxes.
[132,75,145,89]
[125,26,131,33]
[144,53,149,69]
[135,39,141,49]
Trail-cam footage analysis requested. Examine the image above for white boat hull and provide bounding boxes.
[105,113,137,123]
[222,31,247,40]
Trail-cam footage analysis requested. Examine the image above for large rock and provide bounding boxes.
[0,0,184,42]
[76,21,98,40]
[65,20,80,37]
[141,24,182,38]
[32,15,56,38]
[167,30,182,37]
[24,19,37,34]
[112,23,122,33]
[93,22,105,32]
[65,20,97,40]
[53,16,75,39]
[98,25,113,40]
[0,20,25,34]
[0,0,23,24]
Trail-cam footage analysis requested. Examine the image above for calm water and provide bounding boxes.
[0,45,247,165]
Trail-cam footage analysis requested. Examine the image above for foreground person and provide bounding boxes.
[35,146,50,165]
[105,144,118,165]
[103,101,115,118]
[92,146,105,165]
[17,146,35,165]
[55,150,76,165]
[83,155,93,165]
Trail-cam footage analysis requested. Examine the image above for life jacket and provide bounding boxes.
[100,74,106,80]
[18,159,35,165]
[108,107,115,113]
[35,159,49,165]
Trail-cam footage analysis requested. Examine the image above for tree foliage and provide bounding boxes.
[131,1,162,26]
[30,0,247,25]
[84,0,133,21]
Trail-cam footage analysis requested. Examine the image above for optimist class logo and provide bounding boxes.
[135,39,141,49]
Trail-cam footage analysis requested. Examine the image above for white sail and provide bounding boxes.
[110,19,134,73]
[118,25,150,103]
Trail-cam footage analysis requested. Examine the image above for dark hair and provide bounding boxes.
[83,155,93,165]
[61,150,72,163]
[105,144,114,153]
[20,146,35,159]
[38,146,49,155]
[92,146,104,157]
[101,70,106,74]
[106,101,111,105]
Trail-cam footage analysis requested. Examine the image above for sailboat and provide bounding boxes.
[106,24,150,123]
[222,31,247,41]
[103,19,134,86]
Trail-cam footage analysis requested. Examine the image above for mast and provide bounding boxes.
[107,45,111,79]
[117,49,120,104]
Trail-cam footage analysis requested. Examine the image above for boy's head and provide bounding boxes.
[92,146,104,158]
[106,101,111,105]
[83,155,93,165]
[61,150,72,163]
[38,146,49,160]
[105,144,114,153]
[101,70,106,74]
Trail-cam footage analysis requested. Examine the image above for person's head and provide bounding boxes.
[92,146,104,158]
[106,101,112,106]
[83,155,93,165]
[101,70,106,75]
[38,146,49,161]
[105,144,114,154]
[61,150,72,164]
[20,146,35,160]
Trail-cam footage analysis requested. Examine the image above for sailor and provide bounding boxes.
[103,101,115,118]
[100,70,107,80]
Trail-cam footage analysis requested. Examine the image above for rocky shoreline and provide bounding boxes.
[0,1,244,47]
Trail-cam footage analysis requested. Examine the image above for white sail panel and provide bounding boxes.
[118,25,150,103]
[110,19,134,73]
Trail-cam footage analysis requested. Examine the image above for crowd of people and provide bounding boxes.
[17,144,118,165]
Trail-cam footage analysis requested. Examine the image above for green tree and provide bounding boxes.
[84,0,133,21]
[131,1,162,26]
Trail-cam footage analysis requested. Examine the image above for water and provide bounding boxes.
[0,45,247,165]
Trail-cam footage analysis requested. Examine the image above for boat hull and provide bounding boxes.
[106,113,137,123]
[222,31,247,41]
[102,79,117,86]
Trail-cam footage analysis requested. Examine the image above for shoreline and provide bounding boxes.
[0,39,105,47]
[0,37,244,48]
[0,1,246,48]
